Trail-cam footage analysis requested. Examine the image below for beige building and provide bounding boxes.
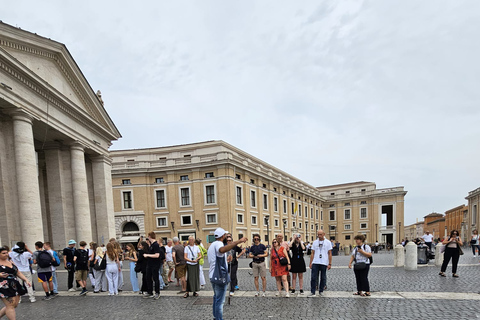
[0,23,121,249]
[465,187,480,237]
[404,221,424,241]
[111,142,407,247]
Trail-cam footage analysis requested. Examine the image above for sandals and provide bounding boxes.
[439,272,446,277]
[452,274,459,278]
[354,291,370,297]
[353,292,361,296]
[193,292,199,297]
[364,292,371,296]
[183,293,189,298]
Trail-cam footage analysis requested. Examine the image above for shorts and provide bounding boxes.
[252,261,267,278]
[75,269,88,282]
[37,272,52,283]
[176,264,187,278]
[167,261,175,270]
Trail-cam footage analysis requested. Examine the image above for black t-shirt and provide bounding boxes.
[229,246,243,265]
[63,247,75,263]
[159,246,166,263]
[251,244,267,263]
[147,242,161,267]
[74,249,89,270]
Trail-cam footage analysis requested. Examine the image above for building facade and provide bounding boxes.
[0,23,121,249]
[111,142,407,247]
[465,187,480,238]
[404,221,424,241]
[445,205,467,240]
[423,213,446,240]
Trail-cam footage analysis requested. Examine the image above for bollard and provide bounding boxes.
[404,242,417,270]
[394,244,404,267]
[344,246,350,256]
[435,244,444,267]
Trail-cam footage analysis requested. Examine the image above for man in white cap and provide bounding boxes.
[208,228,247,320]
[63,240,77,292]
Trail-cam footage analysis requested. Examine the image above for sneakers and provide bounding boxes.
[285,293,290,298]
[234,285,239,291]
[143,294,154,299]
[29,298,36,303]
[229,292,234,297]
[51,293,59,298]
[307,293,318,298]
[153,293,160,300]
[200,285,205,290]
[261,292,266,297]
[80,288,87,296]
[68,288,76,292]
[42,295,52,301]
[255,292,259,297]
[300,290,304,295]
[275,292,280,297]
[291,289,295,294]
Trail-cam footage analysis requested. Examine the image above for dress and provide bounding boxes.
[290,243,306,273]
[270,246,289,277]
[0,264,27,298]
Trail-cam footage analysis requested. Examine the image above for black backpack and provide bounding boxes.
[37,251,53,268]
[77,249,89,268]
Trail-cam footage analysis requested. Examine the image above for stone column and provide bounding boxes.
[12,111,44,247]
[91,155,116,245]
[394,244,405,267]
[404,242,417,270]
[70,142,93,242]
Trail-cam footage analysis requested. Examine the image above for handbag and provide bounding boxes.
[353,247,368,271]
[470,239,477,245]
[210,246,230,285]
[274,248,288,266]
[458,245,464,255]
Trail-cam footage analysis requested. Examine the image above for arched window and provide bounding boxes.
[122,222,139,234]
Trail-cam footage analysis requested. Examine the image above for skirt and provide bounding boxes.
[186,264,200,293]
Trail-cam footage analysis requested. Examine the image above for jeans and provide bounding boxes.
[106,264,119,295]
[129,261,139,292]
[441,247,460,274]
[146,266,160,294]
[353,264,370,292]
[118,261,124,290]
[51,271,58,293]
[159,264,166,289]
[212,282,228,320]
[229,263,238,293]
[471,244,479,256]
[310,264,327,294]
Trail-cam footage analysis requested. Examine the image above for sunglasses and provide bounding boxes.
[254,238,260,241]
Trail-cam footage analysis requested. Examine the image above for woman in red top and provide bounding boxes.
[270,240,291,297]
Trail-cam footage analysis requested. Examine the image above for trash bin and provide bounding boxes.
[332,247,339,256]
[417,244,428,264]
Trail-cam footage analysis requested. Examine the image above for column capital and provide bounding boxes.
[42,141,63,151]
[91,154,113,165]
[70,141,85,152]
[10,109,34,124]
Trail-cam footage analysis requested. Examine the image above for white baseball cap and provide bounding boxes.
[214,228,227,238]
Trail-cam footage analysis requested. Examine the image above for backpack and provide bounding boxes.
[94,255,107,271]
[37,251,53,268]
[52,251,61,267]
[77,249,90,269]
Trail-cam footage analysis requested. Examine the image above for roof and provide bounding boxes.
[424,212,443,218]
[316,181,374,189]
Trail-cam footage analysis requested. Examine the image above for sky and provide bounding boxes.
[2,1,479,225]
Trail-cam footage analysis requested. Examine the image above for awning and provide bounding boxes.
[118,236,139,243]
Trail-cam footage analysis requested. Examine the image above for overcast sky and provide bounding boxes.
[3,1,479,225]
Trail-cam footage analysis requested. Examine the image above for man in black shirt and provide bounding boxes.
[143,232,163,299]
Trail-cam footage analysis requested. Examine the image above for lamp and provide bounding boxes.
[196,219,200,231]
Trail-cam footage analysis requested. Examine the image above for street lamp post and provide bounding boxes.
[283,219,287,240]
[265,216,270,248]
[306,223,308,241]
[375,223,378,242]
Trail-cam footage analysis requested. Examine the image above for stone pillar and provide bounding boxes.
[70,142,92,242]
[91,155,115,244]
[394,244,405,267]
[344,246,350,256]
[12,111,44,247]
[404,242,417,270]
[435,244,444,267]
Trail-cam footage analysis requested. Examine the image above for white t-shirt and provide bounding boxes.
[184,245,201,265]
[311,239,333,265]
[9,251,32,273]
[207,240,227,279]
[165,245,173,262]
[351,244,372,264]
[422,234,434,242]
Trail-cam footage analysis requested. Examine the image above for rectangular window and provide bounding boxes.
[274,219,279,227]
[251,215,257,225]
[156,190,166,208]
[344,209,351,220]
[236,186,242,205]
[206,213,217,224]
[305,206,308,218]
[293,221,296,228]
[236,174,241,179]
[346,191,350,194]
[251,190,256,207]
[291,203,295,215]
[360,201,367,204]
[157,217,167,227]
[250,179,255,184]
[180,188,190,206]
[299,222,302,229]
[180,175,189,181]
[181,215,192,225]
[360,208,367,219]
[329,211,335,221]
[345,202,350,206]
[321,211,323,220]
[330,192,335,196]
[329,204,335,207]
[274,197,278,212]
[360,223,367,229]
[345,235,351,240]
[155,177,164,184]
[122,179,131,185]
[344,224,351,230]
[207,235,215,244]
[205,185,215,204]
[298,205,302,216]
[316,210,319,220]
[205,172,214,178]
[283,200,287,214]
[263,194,268,210]
[311,208,313,219]
[237,214,244,224]
[123,191,132,209]
[262,183,267,188]
[264,235,269,242]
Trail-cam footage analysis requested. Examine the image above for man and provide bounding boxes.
[422,231,434,251]
[172,237,187,293]
[276,233,291,289]
[43,242,59,297]
[308,230,332,297]
[63,239,77,292]
[248,234,268,297]
[374,241,379,254]
[165,239,175,283]
[208,228,247,320]
[32,241,55,301]
[73,241,90,296]
[226,235,245,296]
[9,242,36,302]
[143,232,162,299]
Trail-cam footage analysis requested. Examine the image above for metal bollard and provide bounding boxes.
[435,244,444,267]
[394,244,404,267]
[404,242,417,270]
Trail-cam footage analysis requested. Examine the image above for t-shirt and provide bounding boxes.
[33,250,53,273]
[422,234,434,243]
[250,244,267,263]
[74,249,90,270]
[9,251,32,273]
[47,249,57,272]
[311,239,333,266]
[147,241,162,267]
[184,245,201,265]
[159,246,166,263]
[228,246,243,265]
[165,245,173,262]
[351,244,372,264]
[173,244,186,265]
[207,240,227,279]
[63,247,76,263]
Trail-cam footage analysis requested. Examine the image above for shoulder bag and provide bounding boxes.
[210,245,230,285]
[274,247,288,266]
[353,247,367,271]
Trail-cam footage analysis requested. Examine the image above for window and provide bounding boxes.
[360,223,367,229]
[311,208,313,219]
[264,217,269,226]
[236,186,242,205]
[238,234,244,240]
[344,202,350,206]
[344,224,351,230]
[329,211,335,221]
[263,194,268,210]
[311,224,314,230]
[346,191,350,194]
[274,219,279,227]
[293,221,296,228]
[250,179,255,184]
[206,213,217,224]
[316,210,319,220]
[251,215,257,225]
[298,205,302,216]
[180,188,190,206]
[262,183,267,188]
[274,187,277,192]
[274,197,278,212]
[291,203,295,215]
[329,225,336,231]
[283,200,287,214]
[157,217,167,227]
[329,204,335,207]
[155,190,166,208]
[361,189,366,193]
[321,211,323,220]
[299,222,302,229]
[305,206,308,218]
[360,201,367,204]
[344,209,351,220]
[122,191,132,209]
[264,235,269,242]
[330,192,335,196]
[251,191,256,207]
[345,235,351,240]
[122,179,131,185]
[205,172,214,178]
[180,175,189,181]
[236,174,241,179]
[155,177,164,183]
[237,214,244,224]
[205,185,215,204]
[360,208,367,219]
[181,215,192,226]
[207,235,216,243]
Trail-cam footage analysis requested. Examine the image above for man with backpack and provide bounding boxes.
[73,241,90,296]
[32,241,55,301]
[63,239,77,292]
[44,242,60,297]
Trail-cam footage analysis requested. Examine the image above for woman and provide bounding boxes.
[105,243,121,296]
[270,239,290,297]
[112,241,124,292]
[183,236,202,298]
[124,243,139,293]
[88,242,98,289]
[136,241,148,295]
[0,246,31,319]
[289,234,306,294]
[471,230,479,257]
[348,234,372,297]
[93,247,107,293]
[440,230,463,278]
[195,238,207,290]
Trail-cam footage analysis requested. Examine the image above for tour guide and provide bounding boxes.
[207,228,247,320]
